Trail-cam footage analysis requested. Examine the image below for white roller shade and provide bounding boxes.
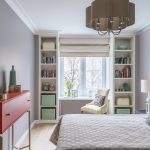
[60,37,110,57]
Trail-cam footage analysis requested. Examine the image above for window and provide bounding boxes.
[60,57,109,97]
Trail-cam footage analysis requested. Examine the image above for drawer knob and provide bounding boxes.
[5,113,10,116]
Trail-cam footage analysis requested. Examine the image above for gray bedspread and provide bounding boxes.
[51,114,150,150]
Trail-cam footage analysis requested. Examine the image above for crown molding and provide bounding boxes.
[120,30,137,36]
[36,30,62,35]
[136,23,150,35]
[5,0,38,34]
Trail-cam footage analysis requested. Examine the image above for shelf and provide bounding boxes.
[39,34,59,122]
[41,63,56,66]
[41,91,56,93]
[114,105,133,108]
[113,36,135,114]
[114,64,133,66]
[114,78,133,80]
[115,50,133,52]
[114,91,133,94]
[40,106,56,108]
[41,77,56,80]
[41,49,56,52]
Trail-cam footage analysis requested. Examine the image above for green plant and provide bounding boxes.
[66,81,73,89]
[65,81,74,96]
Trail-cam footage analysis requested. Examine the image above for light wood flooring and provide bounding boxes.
[20,124,56,150]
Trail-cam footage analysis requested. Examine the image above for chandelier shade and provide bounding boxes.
[128,2,135,26]
[86,6,92,28]
[86,0,135,35]
[111,0,129,17]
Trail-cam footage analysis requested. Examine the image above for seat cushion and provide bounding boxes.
[81,105,101,114]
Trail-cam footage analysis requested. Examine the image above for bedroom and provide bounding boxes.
[0,0,150,150]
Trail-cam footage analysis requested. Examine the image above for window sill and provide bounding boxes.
[59,97,94,101]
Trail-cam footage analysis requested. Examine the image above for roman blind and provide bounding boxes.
[59,37,110,57]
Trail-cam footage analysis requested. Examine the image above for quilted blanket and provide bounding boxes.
[50,114,150,150]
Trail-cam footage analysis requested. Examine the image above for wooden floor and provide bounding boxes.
[20,124,56,150]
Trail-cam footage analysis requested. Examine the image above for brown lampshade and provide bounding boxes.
[86,6,98,30]
[86,6,92,28]
[86,0,135,34]
[111,0,129,17]
[128,2,135,26]
[110,0,129,30]
[91,0,110,19]
[91,0,109,31]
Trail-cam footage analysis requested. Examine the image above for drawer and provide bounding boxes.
[13,92,30,120]
[41,94,56,107]
[2,102,13,132]
[1,91,30,133]
[116,108,131,114]
[41,108,56,120]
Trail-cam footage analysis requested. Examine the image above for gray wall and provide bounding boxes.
[0,0,35,149]
[136,28,150,110]
[135,36,140,111]
[60,100,92,115]
[34,35,39,120]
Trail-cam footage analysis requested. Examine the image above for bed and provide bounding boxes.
[50,114,150,150]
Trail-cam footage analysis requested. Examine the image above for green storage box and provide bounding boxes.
[41,94,56,107]
[116,108,131,114]
[41,108,56,120]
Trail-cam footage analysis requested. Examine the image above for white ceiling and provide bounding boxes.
[5,0,150,34]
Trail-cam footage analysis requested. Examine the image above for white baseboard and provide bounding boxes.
[34,120,40,124]
[15,120,36,148]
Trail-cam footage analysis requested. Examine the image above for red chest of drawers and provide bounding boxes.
[0,90,30,134]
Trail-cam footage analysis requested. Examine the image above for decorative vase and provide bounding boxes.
[9,65,16,86]
[67,89,71,97]
[122,83,129,91]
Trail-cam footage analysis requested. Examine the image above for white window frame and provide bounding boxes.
[59,57,109,97]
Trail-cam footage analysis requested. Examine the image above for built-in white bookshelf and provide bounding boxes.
[112,36,135,114]
[38,33,59,123]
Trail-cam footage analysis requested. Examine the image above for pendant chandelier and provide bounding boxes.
[86,0,135,35]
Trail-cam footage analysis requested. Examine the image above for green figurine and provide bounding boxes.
[9,65,16,86]
[122,83,129,91]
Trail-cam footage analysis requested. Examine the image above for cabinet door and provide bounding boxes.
[41,94,56,107]
[41,108,56,120]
